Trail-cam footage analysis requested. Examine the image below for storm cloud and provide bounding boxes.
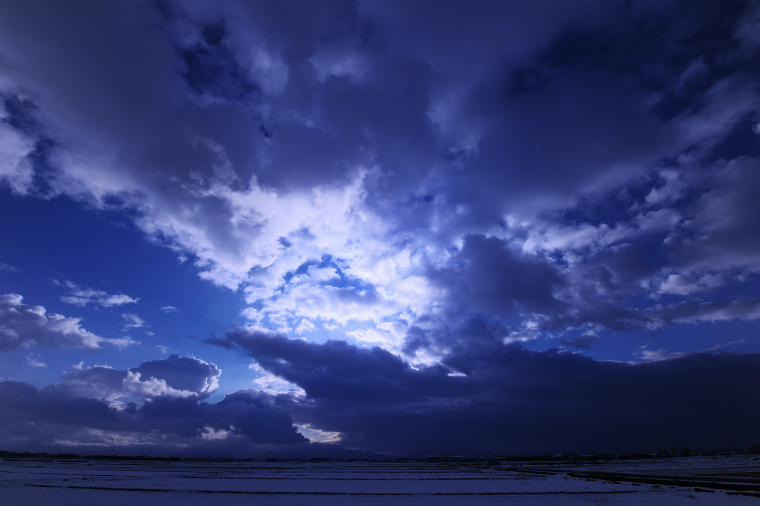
[216,328,760,456]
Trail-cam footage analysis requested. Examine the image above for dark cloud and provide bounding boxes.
[559,334,600,349]
[677,157,760,270]
[215,327,760,455]
[179,22,258,102]
[429,234,566,318]
[138,391,306,444]
[0,381,119,428]
[222,329,467,404]
[0,355,306,454]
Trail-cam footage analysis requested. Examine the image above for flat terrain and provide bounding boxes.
[2,455,759,505]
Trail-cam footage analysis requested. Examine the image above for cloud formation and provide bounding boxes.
[0,293,133,351]
[57,354,221,406]
[0,354,306,455]
[0,0,756,354]
[58,281,139,308]
[217,328,760,456]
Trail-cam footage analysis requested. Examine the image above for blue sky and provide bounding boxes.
[1,0,760,457]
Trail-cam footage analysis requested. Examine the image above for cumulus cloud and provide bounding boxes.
[0,354,309,452]
[0,293,133,351]
[58,354,221,407]
[0,379,306,456]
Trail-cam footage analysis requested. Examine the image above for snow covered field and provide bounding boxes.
[2,456,759,505]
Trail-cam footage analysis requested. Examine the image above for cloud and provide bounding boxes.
[0,355,308,452]
[0,381,120,429]
[121,313,147,329]
[636,347,685,362]
[214,327,760,456]
[0,97,36,195]
[59,281,138,308]
[0,0,758,351]
[221,328,464,404]
[0,379,306,456]
[160,305,178,313]
[58,354,222,406]
[0,349,309,455]
[134,354,221,399]
[559,334,600,350]
[24,353,47,368]
[655,297,760,325]
[674,157,760,274]
[429,234,566,318]
[0,293,132,351]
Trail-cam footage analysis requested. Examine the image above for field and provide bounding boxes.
[2,455,759,505]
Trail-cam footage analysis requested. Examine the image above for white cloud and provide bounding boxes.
[0,118,35,195]
[294,318,316,335]
[658,272,722,296]
[160,306,178,313]
[59,281,138,308]
[296,424,341,443]
[123,370,197,399]
[108,336,139,348]
[0,293,132,351]
[199,425,233,441]
[347,327,403,353]
[636,347,685,362]
[122,313,147,329]
[60,355,222,409]
[248,361,305,396]
[25,353,47,368]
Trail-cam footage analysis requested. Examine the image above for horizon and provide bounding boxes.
[1,0,760,459]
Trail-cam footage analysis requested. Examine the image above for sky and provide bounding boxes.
[1,0,760,458]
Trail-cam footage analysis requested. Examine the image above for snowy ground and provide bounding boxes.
[1,455,759,505]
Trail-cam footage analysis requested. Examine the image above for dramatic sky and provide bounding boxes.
[1,0,760,458]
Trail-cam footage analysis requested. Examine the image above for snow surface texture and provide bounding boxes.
[1,456,758,505]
